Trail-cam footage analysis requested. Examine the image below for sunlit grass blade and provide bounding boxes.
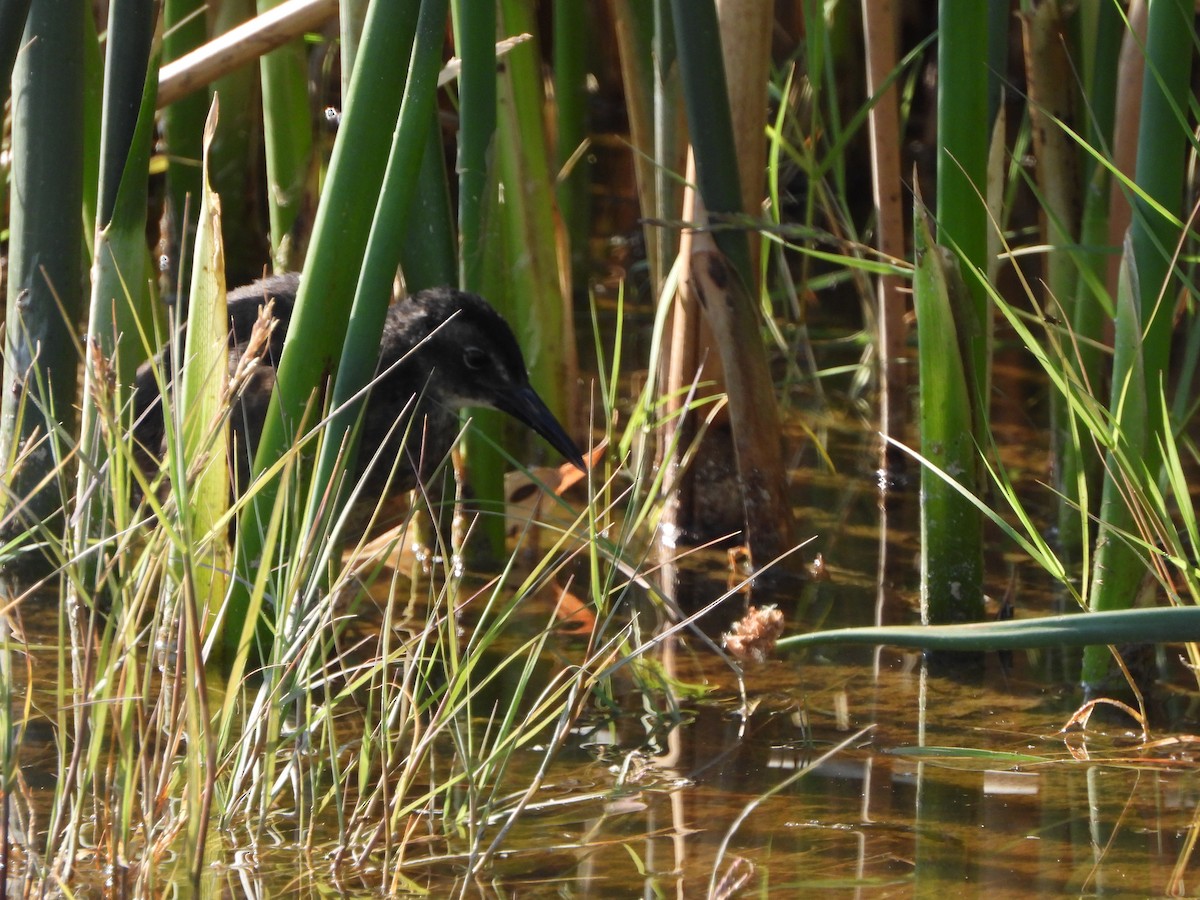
[710,726,874,896]
[888,437,1070,592]
[1083,241,1152,686]
[887,747,1047,764]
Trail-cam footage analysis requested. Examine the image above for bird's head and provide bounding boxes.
[383,288,586,471]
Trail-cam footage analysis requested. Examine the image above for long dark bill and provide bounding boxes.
[497,385,587,471]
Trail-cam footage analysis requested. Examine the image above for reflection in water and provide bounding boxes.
[4,395,1200,896]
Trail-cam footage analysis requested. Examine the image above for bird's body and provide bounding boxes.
[132,274,583,532]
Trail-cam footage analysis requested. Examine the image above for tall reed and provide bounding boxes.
[1083,0,1194,685]
[0,1,86,546]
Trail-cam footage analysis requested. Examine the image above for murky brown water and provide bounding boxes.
[4,290,1199,898]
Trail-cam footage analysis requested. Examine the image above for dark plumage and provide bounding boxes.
[132,273,583,530]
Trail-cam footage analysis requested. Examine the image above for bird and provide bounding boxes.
[132,273,585,535]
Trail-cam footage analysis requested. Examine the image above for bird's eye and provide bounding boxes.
[463,346,488,371]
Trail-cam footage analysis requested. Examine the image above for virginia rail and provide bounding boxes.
[132,273,584,530]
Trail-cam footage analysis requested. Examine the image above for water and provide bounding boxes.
[5,316,1200,897]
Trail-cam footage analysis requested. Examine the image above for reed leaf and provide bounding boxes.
[778,606,1200,653]
[175,99,231,631]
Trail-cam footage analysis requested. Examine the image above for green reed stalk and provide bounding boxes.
[912,196,984,625]
[554,0,590,299]
[495,0,572,433]
[1077,0,1123,179]
[0,0,86,545]
[1083,0,1193,686]
[474,0,578,559]
[208,0,267,282]
[339,0,368,94]
[610,0,684,296]
[161,0,207,292]
[303,0,447,557]
[1123,0,1191,397]
[916,0,996,623]
[668,0,750,286]
[668,0,796,566]
[450,2,498,557]
[72,4,159,578]
[397,110,459,551]
[257,0,313,271]
[1058,3,1123,559]
[230,1,415,647]
[399,116,458,291]
[936,0,991,401]
[452,0,495,294]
